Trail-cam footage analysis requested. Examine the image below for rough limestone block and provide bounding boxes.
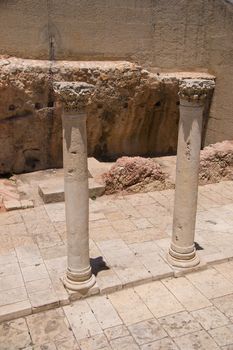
[0,300,32,323]
[20,200,34,209]
[38,181,64,204]
[89,178,105,198]
[38,178,105,203]
[4,200,22,211]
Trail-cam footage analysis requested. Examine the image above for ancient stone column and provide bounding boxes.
[54,82,96,291]
[168,79,215,268]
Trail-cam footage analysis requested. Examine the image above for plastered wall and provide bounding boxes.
[0,0,233,145]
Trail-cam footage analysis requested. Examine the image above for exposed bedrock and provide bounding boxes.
[0,57,214,174]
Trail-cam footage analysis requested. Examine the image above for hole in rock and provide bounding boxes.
[47,101,54,108]
[25,157,40,169]
[8,104,15,111]
[35,102,43,110]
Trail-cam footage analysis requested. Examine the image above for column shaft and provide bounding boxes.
[63,113,91,281]
[169,101,203,267]
[54,81,96,291]
[167,78,215,268]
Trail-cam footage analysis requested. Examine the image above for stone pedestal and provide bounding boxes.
[168,79,215,268]
[54,82,96,291]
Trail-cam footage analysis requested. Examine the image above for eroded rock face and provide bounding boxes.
[199,140,233,184]
[0,57,213,174]
[103,156,172,194]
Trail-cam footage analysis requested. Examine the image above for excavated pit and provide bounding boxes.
[0,57,214,175]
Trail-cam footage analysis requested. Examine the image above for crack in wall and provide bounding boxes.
[45,0,56,168]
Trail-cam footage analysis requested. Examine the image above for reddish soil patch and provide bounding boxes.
[103,156,172,194]
[199,140,233,184]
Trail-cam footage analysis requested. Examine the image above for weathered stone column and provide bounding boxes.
[54,82,96,291]
[168,79,215,268]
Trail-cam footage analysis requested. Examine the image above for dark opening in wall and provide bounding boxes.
[35,102,43,110]
[47,101,54,108]
[9,104,15,111]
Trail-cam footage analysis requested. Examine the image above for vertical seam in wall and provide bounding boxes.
[46,0,54,61]
[45,0,55,167]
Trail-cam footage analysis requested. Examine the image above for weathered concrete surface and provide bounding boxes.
[0,58,214,174]
[0,0,232,147]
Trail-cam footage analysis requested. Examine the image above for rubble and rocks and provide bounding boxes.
[199,140,233,184]
[103,140,233,195]
[103,156,172,194]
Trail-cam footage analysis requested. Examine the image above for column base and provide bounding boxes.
[167,248,200,269]
[63,273,96,292]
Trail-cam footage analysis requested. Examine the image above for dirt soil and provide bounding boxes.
[103,156,173,194]
[103,140,233,195]
[199,140,233,184]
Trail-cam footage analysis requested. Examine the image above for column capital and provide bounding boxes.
[53,81,94,113]
[179,79,215,103]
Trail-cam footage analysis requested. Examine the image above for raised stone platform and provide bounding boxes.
[38,158,107,203]
[38,177,105,203]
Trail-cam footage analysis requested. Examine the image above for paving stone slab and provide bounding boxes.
[158,311,202,338]
[0,318,32,350]
[87,295,122,330]
[29,288,60,313]
[173,330,220,350]
[0,273,24,292]
[191,306,229,330]
[162,276,211,311]
[135,281,184,318]
[63,301,103,340]
[108,288,153,326]
[27,309,72,345]
[209,325,233,347]
[110,335,140,350]
[78,334,109,350]
[186,268,233,299]
[212,294,233,318]
[140,337,179,350]
[0,300,32,323]
[104,325,130,341]
[128,318,167,345]
[0,286,28,307]
[55,336,80,349]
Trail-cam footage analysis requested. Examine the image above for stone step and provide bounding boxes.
[38,177,105,204]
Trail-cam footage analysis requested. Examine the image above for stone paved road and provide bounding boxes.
[0,181,233,321]
[1,261,233,349]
